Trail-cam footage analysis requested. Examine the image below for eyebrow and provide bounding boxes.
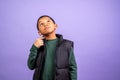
[39,18,51,23]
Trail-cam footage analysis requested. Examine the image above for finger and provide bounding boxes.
[40,35,45,39]
[40,41,44,46]
[41,43,43,45]
[37,36,45,40]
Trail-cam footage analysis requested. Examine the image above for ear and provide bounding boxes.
[38,31,41,36]
[54,24,58,30]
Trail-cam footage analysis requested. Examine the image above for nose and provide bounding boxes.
[44,23,47,26]
[43,23,48,27]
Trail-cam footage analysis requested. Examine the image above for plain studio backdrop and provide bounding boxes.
[0,0,120,80]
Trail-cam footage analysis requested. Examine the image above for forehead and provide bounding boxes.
[38,17,51,22]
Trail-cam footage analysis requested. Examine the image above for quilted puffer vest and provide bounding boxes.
[33,34,73,80]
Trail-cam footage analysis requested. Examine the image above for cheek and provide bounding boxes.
[51,24,56,29]
[39,28,44,32]
[51,27,56,31]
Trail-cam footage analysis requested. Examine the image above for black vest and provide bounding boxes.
[33,34,73,80]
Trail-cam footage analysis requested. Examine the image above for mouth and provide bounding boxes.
[44,26,50,31]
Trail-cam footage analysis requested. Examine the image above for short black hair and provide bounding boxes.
[37,15,56,30]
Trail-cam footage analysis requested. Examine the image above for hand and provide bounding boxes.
[34,37,44,48]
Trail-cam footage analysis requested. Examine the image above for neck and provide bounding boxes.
[44,32,57,40]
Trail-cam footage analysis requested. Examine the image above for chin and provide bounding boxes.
[43,32,53,36]
[42,29,55,35]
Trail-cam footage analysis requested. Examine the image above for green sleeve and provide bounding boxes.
[69,48,77,80]
[27,44,38,70]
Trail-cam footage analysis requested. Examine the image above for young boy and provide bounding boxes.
[27,15,77,80]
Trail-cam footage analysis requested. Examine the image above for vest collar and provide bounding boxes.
[56,34,63,41]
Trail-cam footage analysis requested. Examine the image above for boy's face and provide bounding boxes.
[37,17,57,36]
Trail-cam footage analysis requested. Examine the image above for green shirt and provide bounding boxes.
[42,38,58,80]
[28,38,77,80]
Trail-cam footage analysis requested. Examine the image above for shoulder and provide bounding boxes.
[63,39,73,43]
[62,39,74,48]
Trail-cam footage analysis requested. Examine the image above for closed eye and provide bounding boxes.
[47,20,50,22]
[40,23,44,26]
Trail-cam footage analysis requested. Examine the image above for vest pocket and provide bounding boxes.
[56,68,69,80]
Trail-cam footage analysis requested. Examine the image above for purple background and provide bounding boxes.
[0,0,120,80]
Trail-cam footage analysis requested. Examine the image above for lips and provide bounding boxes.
[44,26,50,31]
